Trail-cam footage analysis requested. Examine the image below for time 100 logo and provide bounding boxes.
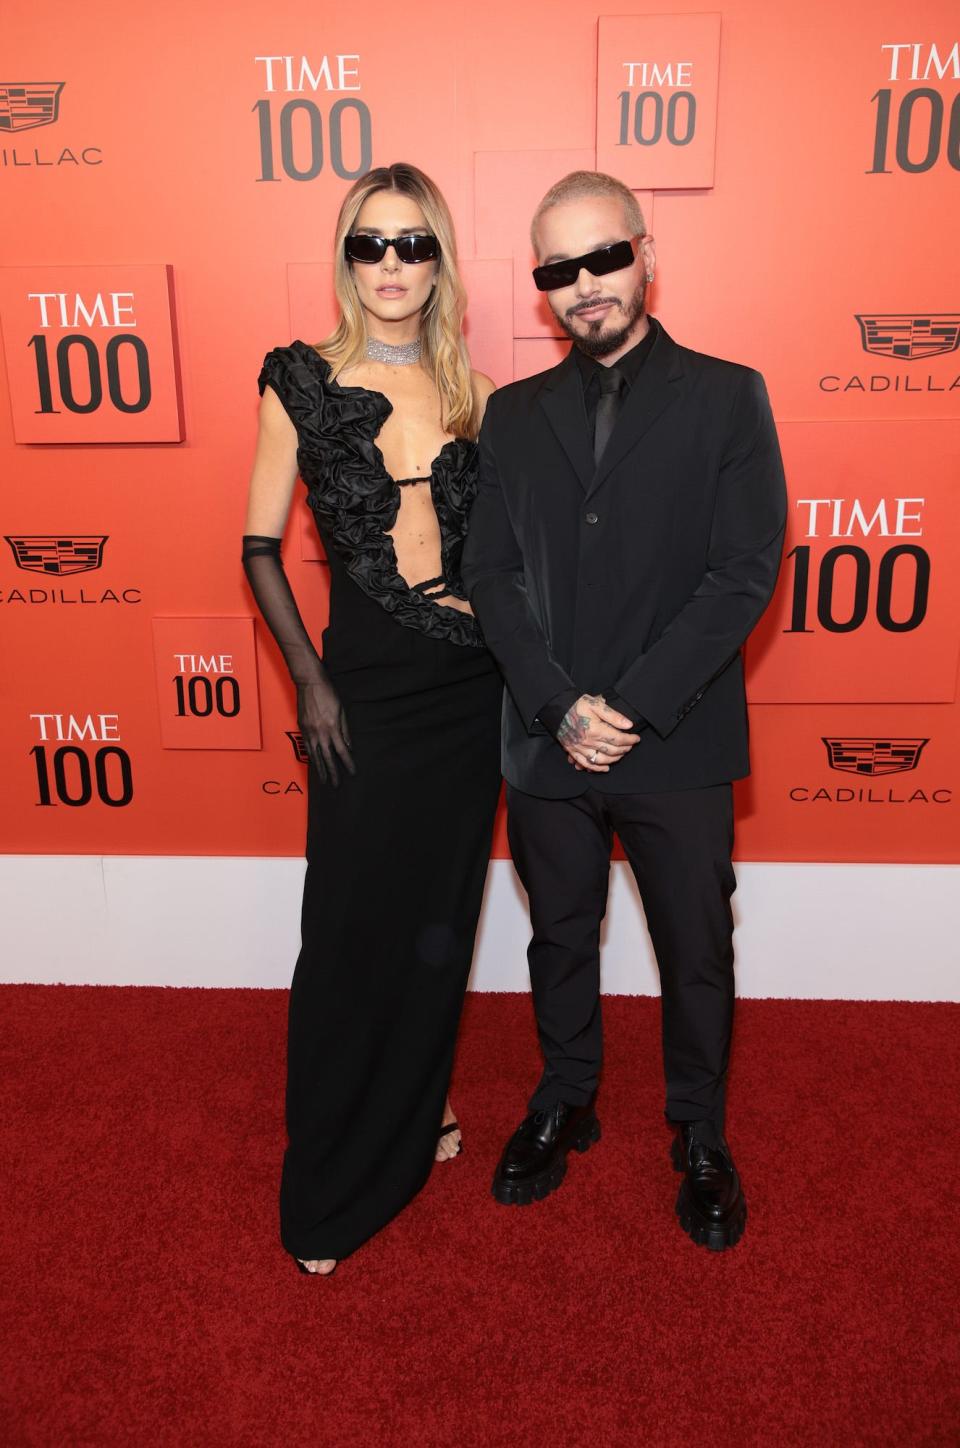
[26,292,150,416]
[869,42,960,173]
[253,53,372,182]
[616,61,696,149]
[783,497,930,635]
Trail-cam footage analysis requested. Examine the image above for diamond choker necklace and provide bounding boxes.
[366,335,422,366]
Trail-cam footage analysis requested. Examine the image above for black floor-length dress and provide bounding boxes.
[257,341,502,1263]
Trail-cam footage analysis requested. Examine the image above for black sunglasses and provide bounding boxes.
[345,233,440,265]
[532,236,641,292]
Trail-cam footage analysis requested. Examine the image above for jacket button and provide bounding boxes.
[585,511,599,524]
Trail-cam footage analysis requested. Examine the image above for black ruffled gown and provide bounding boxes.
[257,341,502,1263]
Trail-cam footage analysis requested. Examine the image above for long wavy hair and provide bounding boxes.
[318,162,481,439]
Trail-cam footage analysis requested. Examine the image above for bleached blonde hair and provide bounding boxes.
[318,162,481,439]
[530,170,647,257]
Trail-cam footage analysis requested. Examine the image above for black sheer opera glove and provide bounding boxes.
[241,535,355,786]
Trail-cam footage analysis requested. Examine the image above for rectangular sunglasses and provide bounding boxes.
[532,236,640,292]
[345,233,440,264]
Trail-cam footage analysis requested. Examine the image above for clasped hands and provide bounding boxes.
[556,694,642,773]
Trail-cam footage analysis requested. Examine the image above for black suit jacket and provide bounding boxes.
[461,318,787,798]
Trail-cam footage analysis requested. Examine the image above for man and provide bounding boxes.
[461,171,786,1251]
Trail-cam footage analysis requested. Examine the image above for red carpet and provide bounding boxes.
[2,987,958,1447]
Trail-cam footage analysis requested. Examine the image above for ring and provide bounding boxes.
[590,749,598,763]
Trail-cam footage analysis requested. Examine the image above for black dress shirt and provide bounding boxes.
[537,325,657,738]
[574,322,656,441]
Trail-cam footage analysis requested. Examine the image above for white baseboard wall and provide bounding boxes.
[1,856,956,1001]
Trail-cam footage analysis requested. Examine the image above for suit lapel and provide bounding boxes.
[537,350,595,492]
[586,320,685,498]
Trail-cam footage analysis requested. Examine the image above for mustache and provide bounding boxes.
[566,296,624,319]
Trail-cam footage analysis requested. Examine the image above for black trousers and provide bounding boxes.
[506,782,737,1129]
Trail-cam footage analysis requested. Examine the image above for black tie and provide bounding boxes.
[593,365,625,464]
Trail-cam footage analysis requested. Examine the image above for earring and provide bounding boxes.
[646,272,654,283]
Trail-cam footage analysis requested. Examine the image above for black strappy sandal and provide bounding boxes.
[437,1120,462,1156]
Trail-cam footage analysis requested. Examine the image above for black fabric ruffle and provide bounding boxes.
[257,340,483,649]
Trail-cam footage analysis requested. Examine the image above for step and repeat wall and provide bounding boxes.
[2,0,958,879]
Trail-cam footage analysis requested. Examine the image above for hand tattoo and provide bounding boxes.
[557,694,604,749]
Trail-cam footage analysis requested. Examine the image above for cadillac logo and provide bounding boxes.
[5,534,108,576]
[822,737,929,777]
[855,314,960,361]
[285,730,309,763]
[0,82,65,132]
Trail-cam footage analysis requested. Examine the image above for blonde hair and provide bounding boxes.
[530,170,647,257]
[318,162,481,439]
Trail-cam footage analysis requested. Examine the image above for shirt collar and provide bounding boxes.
[573,316,657,391]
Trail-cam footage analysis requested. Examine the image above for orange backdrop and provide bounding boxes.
[2,0,958,863]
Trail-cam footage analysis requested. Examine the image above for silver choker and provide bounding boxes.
[366,335,422,366]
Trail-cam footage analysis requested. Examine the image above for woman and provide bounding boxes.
[242,163,502,1276]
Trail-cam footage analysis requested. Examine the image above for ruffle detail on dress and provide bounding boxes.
[258,340,483,649]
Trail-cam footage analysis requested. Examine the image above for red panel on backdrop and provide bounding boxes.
[774,309,960,423]
[596,14,721,188]
[459,260,516,387]
[746,421,960,702]
[735,703,956,864]
[0,0,957,865]
[152,617,261,750]
[0,265,183,443]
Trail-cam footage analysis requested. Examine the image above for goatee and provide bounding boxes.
[559,278,647,359]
